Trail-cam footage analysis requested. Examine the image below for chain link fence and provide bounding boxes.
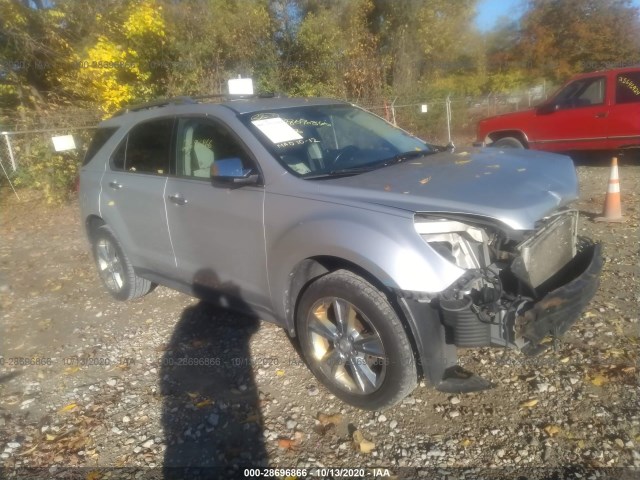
[0,110,99,203]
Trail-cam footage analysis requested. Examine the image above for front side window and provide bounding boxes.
[616,72,640,104]
[554,77,606,109]
[243,105,433,178]
[110,118,174,174]
[175,118,254,179]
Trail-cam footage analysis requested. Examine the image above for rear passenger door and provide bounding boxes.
[164,116,270,313]
[100,118,176,276]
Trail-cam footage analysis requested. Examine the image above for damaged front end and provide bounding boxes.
[415,210,603,357]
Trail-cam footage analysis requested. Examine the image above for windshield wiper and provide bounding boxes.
[378,149,433,167]
[304,150,434,180]
[304,166,377,180]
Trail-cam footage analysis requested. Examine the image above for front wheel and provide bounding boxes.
[296,270,417,410]
[91,225,154,301]
[493,136,526,149]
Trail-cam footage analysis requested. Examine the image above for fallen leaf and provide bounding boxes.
[615,438,624,448]
[577,440,585,449]
[461,438,473,447]
[455,159,472,165]
[195,399,213,408]
[46,434,57,442]
[419,176,432,185]
[559,357,570,363]
[86,471,102,480]
[58,403,77,413]
[544,425,562,437]
[519,399,539,408]
[16,443,38,456]
[275,369,285,376]
[317,412,343,427]
[242,413,260,424]
[457,151,469,156]
[352,430,375,453]
[277,438,296,450]
[186,392,199,399]
[64,366,80,375]
[590,374,608,386]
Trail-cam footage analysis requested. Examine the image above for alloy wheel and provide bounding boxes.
[95,238,125,293]
[306,297,386,395]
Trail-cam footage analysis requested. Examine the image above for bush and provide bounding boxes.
[6,135,83,205]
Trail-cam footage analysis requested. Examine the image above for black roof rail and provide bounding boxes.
[112,96,198,117]
[112,92,287,117]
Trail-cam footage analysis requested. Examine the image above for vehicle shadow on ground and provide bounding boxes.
[569,150,639,167]
[160,269,267,479]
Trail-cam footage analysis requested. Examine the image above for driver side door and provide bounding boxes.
[164,116,270,314]
[532,76,610,151]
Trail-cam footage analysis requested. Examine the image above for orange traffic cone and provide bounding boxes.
[595,157,624,222]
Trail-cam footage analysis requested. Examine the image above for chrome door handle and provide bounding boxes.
[108,181,122,189]
[168,194,188,205]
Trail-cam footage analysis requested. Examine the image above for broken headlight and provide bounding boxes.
[414,219,491,269]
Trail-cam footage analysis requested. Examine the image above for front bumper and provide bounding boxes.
[516,241,603,355]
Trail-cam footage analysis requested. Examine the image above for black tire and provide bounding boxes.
[91,225,153,301]
[296,270,417,410]
[493,136,526,149]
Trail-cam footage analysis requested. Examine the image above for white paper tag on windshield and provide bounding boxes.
[252,117,303,144]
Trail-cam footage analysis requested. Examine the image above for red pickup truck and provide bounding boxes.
[476,67,640,153]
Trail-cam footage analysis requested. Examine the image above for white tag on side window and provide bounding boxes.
[252,117,303,144]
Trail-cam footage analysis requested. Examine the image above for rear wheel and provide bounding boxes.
[91,225,153,301]
[493,136,526,149]
[296,270,417,410]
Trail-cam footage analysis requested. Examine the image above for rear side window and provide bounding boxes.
[110,118,174,174]
[616,72,640,104]
[83,127,118,166]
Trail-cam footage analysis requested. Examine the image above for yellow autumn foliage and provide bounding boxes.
[72,0,166,114]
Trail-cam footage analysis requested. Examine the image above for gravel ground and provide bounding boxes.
[1,153,638,479]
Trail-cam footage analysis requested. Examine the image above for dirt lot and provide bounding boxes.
[1,153,639,479]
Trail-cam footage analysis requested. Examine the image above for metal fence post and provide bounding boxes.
[391,97,398,126]
[445,95,452,145]
[2,132,17,171]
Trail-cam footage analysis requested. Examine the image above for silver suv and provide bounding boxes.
[80,96,602,409]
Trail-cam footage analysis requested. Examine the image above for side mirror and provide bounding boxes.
[537,102,559,115]
[211,158,259,185]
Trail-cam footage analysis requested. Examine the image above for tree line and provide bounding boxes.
[1,0,639,116]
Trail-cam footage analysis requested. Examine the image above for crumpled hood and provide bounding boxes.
[318,148,579,230]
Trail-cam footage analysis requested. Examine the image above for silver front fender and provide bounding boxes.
[265,194,465,327]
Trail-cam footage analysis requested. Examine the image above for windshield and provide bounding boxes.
[242,104,433,178]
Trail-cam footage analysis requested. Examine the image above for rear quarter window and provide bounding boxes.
[616,72,640,104]
[83,127,118,166]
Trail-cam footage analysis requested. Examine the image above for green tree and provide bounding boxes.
[161,0,277,97]
[516,0,640,81]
